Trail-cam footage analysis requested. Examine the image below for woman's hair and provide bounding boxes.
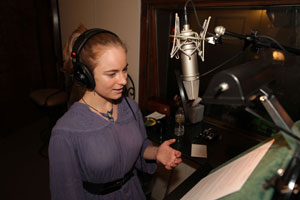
[62,24,127,73]
[63,24,127,106]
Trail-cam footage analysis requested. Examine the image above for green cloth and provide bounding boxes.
[214,121,300,200]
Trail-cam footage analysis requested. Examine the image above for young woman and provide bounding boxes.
[48,25,182,200]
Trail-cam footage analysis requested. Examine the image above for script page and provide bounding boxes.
[181,139,275,200]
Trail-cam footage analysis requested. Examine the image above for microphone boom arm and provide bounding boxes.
[215,26,300,56]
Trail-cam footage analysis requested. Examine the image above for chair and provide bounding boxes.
[30,88,68,157]
[125,74,136,100]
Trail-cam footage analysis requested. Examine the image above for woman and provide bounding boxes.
[49,25,182,200]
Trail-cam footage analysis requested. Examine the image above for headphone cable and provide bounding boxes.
[164,168,175,198]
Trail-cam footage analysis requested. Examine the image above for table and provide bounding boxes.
[146,117,267,199]
[161,121,300,200]
[147,117,264,168]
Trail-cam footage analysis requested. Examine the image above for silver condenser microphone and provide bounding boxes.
[170,9,211,123]
[170,13,210,100]
[180,24,200,100]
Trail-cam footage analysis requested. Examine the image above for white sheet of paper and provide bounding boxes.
[146,111,166,120]
[191,144,207,158]
[181,139,275,200]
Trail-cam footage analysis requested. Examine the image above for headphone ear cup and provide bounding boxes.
[73,63,95,90]
[71,29,118,91]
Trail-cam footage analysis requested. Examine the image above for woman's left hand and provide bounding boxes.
[156,139,182,170]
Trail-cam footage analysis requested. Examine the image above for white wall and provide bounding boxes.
[59,0,141,102]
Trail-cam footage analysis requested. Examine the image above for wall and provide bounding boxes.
[59,0,140,101]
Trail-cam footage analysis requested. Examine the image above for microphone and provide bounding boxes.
[169,4,211,123]
[180,24,200,100]
[170,13,211,100]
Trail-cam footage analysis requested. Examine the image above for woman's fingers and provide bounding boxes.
[159,138,183,170]
[174,158,182,164]
[165,165,172,170]
[175,150,182,158]
[164,138,176,146]
[166,157,182,169]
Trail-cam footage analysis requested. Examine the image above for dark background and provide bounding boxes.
[0,0,62,199]
[0,0,62,136]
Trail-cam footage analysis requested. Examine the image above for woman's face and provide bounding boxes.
[93,45,128,100]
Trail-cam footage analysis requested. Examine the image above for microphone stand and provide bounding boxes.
[175,68,190,124]
[223,30,300,56]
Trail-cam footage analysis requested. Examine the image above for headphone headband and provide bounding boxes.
[71,28,118,90]
[71,28,118,63]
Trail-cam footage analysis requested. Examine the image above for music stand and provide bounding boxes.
[202,59,300,199]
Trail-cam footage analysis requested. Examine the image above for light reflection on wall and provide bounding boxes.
[272,50,285,61]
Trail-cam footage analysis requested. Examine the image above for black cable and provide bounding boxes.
[200,50,244,77]
[184,0,215,36]
[164,168,174,198]
[183,0,190,25]
[125,94,153,197]
[256,35,290,55]
[198,33,292,78]
[184,0,199,28]
[220,36,240,40]
[124,95,137,121]
[245,107,300,143]
[184,0,243,43]
[138,138,147,195]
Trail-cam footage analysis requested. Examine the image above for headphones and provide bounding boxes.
[71,28,119,90]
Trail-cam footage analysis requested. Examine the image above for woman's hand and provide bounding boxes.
[156,139,182,170]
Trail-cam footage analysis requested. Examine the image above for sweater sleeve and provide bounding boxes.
[134,108,157,174]
[48,131,85,200]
